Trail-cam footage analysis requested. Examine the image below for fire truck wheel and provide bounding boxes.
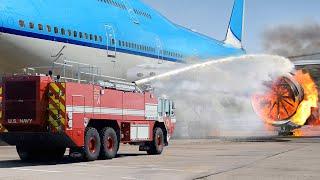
[48,147,66,161]
[84,127,101,161]
[99,127,119,159]
[16,146,66,162]
[16,146,34,161]
[147,127,164,155]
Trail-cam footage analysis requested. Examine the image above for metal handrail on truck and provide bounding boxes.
[22,59,142,92]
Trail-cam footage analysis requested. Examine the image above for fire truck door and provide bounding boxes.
[71,95,85,129]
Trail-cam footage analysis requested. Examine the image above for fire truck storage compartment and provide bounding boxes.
[3,76,52,131]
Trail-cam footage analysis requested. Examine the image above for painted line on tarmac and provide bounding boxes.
[121,177,138,180]
[76,163,185,172]
[11,167,62,173]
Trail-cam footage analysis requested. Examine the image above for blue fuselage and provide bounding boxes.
[0,0,245,64]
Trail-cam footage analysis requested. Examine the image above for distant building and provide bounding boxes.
[289,53,320,89]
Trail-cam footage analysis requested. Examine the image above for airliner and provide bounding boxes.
[0,0,245,80]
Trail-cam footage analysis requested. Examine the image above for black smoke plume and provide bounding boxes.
[262,22,320,58]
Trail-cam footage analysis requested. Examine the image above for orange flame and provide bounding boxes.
[291,70,318,126]
[252,70,319,129]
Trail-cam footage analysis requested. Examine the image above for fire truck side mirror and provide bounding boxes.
[48,70,53,77]
[172,102,176,110]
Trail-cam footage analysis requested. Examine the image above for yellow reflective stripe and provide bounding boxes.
[48,83,66,131]
[49,97,66,112]
[50,83,66,101]
[48,115,59,128]
[60,118,66,125]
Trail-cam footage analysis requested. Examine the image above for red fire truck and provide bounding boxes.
[0,74,176,161]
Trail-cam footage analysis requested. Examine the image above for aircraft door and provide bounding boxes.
[105,24,117,58]
[156,37,164,64]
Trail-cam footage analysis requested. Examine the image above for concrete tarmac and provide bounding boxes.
[0,138,319,180]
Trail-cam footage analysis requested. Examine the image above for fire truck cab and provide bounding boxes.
[0,74,176,161]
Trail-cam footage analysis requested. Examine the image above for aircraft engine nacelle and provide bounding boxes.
[252,74,305,127]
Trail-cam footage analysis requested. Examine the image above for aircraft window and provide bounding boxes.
[90,34,93,40]
[122,41,125,47]
[29,22,34,29]
[61,28,65,35]
[74,31,77,37]
[94,35,98,41]
[54,27,59,34]
[99,36,103,42]
[38,24,43,31]
[119,40,121,46]
[46,25,51,32]
[19,20,25,28]
[79,32,83,38]
[84,33,88,39]
[68,30,72,36]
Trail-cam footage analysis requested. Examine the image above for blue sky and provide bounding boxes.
[141,0,320,53]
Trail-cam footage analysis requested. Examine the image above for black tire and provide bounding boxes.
[16,146,34,162]
[16,146,66,162]
[147,127,164,155]
[84,127,101,161]
[99,127,119,159]
[48,147,66,161]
